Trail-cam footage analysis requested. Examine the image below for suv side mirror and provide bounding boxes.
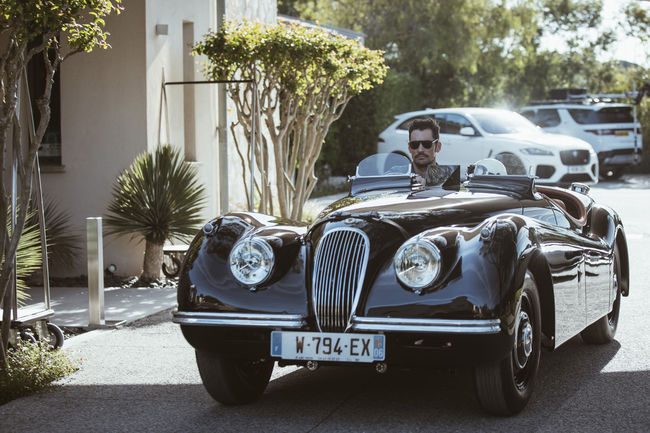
[460,126,476,136]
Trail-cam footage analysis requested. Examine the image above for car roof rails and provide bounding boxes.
[526,87,641,106]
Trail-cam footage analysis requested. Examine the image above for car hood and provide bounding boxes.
[495,132,594,151]
[312,189,522,236]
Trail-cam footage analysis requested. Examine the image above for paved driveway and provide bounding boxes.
[1,176,649,432]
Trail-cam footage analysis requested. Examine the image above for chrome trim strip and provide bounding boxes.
[173,311,306,328]
[351,316,502,334]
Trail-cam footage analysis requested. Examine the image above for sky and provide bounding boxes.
[541,0,649,68]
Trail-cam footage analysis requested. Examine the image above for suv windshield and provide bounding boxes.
[472,111,539,134]
[568,106,634,124]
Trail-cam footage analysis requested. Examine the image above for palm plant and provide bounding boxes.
[1,210,41,307]
[40,200,81,268]
[104,145,206,281]
[14,217,41,306]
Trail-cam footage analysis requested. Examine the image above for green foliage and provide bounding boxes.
[15,218,41,306]
[0,0,122,52]
[104,145,206,245]
[288,0,650,174]
[0,339,78,405]
[194,20,386,219]
[623,2,650,42]
[1,209,40,306]
[194,19,387,101]
[40,200,81,268]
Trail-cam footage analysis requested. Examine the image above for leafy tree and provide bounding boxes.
[104,145,206,282]
[193,20,386,220]
[284,0,647,174]
[0,0,121,371]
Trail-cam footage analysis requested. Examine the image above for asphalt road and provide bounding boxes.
[1,176,649,432]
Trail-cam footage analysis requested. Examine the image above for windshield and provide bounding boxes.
[356,153,412,177]
[568,106,634,124]
[472,111,539,134]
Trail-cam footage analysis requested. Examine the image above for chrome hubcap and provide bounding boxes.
[515,311,533,370]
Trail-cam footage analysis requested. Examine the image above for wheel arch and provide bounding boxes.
[526,249,556,350]
[615,229,630,296]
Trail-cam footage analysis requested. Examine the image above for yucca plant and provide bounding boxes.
[104,145,206,281]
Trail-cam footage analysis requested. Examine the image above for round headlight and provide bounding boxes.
[229,237,275,286]
[393,238,441,290]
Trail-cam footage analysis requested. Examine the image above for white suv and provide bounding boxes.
[377,108,598,185]
[519,103,642,179]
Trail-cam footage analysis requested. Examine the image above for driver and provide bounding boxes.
[407,117,454,186]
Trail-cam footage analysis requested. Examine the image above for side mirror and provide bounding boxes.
[460,126,476,136]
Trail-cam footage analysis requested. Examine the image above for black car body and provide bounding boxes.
[174,154,628,415]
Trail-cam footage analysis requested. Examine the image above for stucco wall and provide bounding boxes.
[144,0,219,219]
[42,0,274,278]
[44,0,148,277]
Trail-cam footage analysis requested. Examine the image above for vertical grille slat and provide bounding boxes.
[312,228,369,332]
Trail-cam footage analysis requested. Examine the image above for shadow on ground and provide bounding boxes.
[2,335,647,433]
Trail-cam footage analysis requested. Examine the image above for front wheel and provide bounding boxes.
[495,153,527,175]
[474,271,541,415]
[195,350,274,405]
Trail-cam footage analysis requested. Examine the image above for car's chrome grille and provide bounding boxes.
[560,149,590,165]
[312,228,369,332]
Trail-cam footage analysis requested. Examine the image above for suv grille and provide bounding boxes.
[560,150,590,165]
[312,228,369,332]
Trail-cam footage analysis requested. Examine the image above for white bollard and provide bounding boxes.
[86,217,105,326]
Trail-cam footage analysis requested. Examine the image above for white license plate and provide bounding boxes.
[567,165,588,173]
[270,331,385,363]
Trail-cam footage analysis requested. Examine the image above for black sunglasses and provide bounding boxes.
[408,138,439,150]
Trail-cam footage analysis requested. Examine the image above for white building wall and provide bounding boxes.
[45,0,148,277]
[43,0,274,278]
[144,0,219,219]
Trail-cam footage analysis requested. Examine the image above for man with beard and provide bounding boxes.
[407,117,454,186]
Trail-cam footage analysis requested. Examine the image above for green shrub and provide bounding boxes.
[0,340,78,405]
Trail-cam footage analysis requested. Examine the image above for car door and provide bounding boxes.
[436,113,489,173]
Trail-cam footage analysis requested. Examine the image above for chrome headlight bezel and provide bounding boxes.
[229,237,275,286]
[393,237,442,291]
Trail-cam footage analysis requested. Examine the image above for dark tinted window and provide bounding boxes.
[440,114,473,134]
[568,107,633,124]
[520,110,535,121]
[397,115,436,130]
[535,109,561,127]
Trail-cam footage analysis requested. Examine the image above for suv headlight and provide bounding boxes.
[229,237,275,286]
[521,147,553,156]
[393,238,441,290]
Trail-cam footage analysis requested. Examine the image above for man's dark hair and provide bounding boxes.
[408,117,440,140]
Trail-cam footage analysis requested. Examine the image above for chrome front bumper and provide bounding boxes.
[174,311,501,335]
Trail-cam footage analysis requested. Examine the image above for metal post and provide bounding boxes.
[86,217,105,326]
[632,81,639,162]
[250,80,257,211]
[22,68,51,310]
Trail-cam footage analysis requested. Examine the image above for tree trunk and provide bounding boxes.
[141,240,163,282]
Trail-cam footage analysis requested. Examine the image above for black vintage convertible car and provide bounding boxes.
[173,153,629,415]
